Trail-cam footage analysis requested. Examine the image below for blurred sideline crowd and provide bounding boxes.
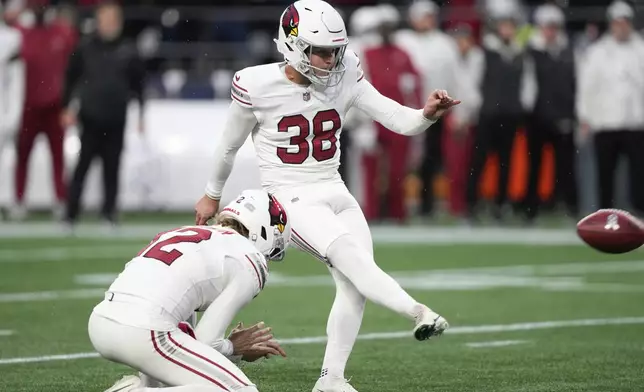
[343,0,643,226]
[0,0,642,228]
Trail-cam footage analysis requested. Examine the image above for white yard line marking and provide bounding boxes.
[0,246,139,263]
[1,317,642,365]
[0,352,100,365]
[3,258,644,304]
[73,260,644,291]
[0,289,105,303]
[0,330,14,337]
[0,223,589,245]
[0,228,591,263]
[465,340,527,348]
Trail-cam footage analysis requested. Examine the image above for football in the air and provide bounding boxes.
[576,209,644,254]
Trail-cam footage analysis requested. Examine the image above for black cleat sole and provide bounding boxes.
[414,323,437,341]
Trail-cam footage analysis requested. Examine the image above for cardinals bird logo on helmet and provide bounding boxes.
[268,194,288,233]
[281,4,300,37]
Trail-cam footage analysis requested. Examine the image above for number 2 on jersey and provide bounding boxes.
[277,109,341,164]
[138,227,215,265]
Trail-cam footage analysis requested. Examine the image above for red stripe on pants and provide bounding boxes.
[150,331,230,391]
[167,332,249,387]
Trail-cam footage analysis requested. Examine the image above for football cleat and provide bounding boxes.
[104,375,142,392]
[312,376,358,392]
[413,306,449,341]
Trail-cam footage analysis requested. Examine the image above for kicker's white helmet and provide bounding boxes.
[218,190,291,261]
[274,0,349,87]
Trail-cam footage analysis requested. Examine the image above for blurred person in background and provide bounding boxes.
[395,0,460,219]
[465,5,536,224]
[62,1,146,229]
[571,20,600,215]
[0,2,25,219]
[442,0,482,41]
[343,5,380,196]
[574,21,600,59]
[2,0,24,24]
[10,0,77,221]
[443,24,483,219]
[522,3,578,224]
[361,4,423,223]
[577,0,644,214]
[346,5,381,57]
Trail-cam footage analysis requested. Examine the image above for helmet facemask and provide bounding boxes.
[268,230,288,261]
[294,38,347,87]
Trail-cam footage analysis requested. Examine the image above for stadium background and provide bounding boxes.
[0,0,640,218]
[1,1,643,392]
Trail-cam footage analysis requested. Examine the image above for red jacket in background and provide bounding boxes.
[442,0,482,42]
[362,44,422,109]
[361,44,423,222]
[17,22,77,108]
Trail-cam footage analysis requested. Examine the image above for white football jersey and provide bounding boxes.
[230,50,364,192]
[206,49,434,200]
[94,225,268,330]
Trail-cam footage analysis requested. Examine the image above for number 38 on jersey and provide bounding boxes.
[277,108,341,165]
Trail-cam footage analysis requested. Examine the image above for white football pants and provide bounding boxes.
[88,312,256,392]
[273,181,421,379]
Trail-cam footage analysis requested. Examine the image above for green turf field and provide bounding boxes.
[1,228,643,392]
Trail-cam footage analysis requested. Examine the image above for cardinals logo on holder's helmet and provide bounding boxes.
[281,4,300,37]
[268,194,288,234]
[218,190,291,261]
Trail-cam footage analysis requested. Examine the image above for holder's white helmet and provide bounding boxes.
[218,190,291,261]
[274,0,349,87]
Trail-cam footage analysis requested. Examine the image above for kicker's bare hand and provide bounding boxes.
[195,195,219,225]
[423,89,461,121]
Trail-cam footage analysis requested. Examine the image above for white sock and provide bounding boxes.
[326,234,423,320]
[320,267,366,380]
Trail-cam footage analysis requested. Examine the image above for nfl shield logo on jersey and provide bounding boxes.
[303,91,310,101]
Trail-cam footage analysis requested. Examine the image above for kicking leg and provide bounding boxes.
[326,229,447,340]
[333,204,447,336]
[299,199,447,392]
